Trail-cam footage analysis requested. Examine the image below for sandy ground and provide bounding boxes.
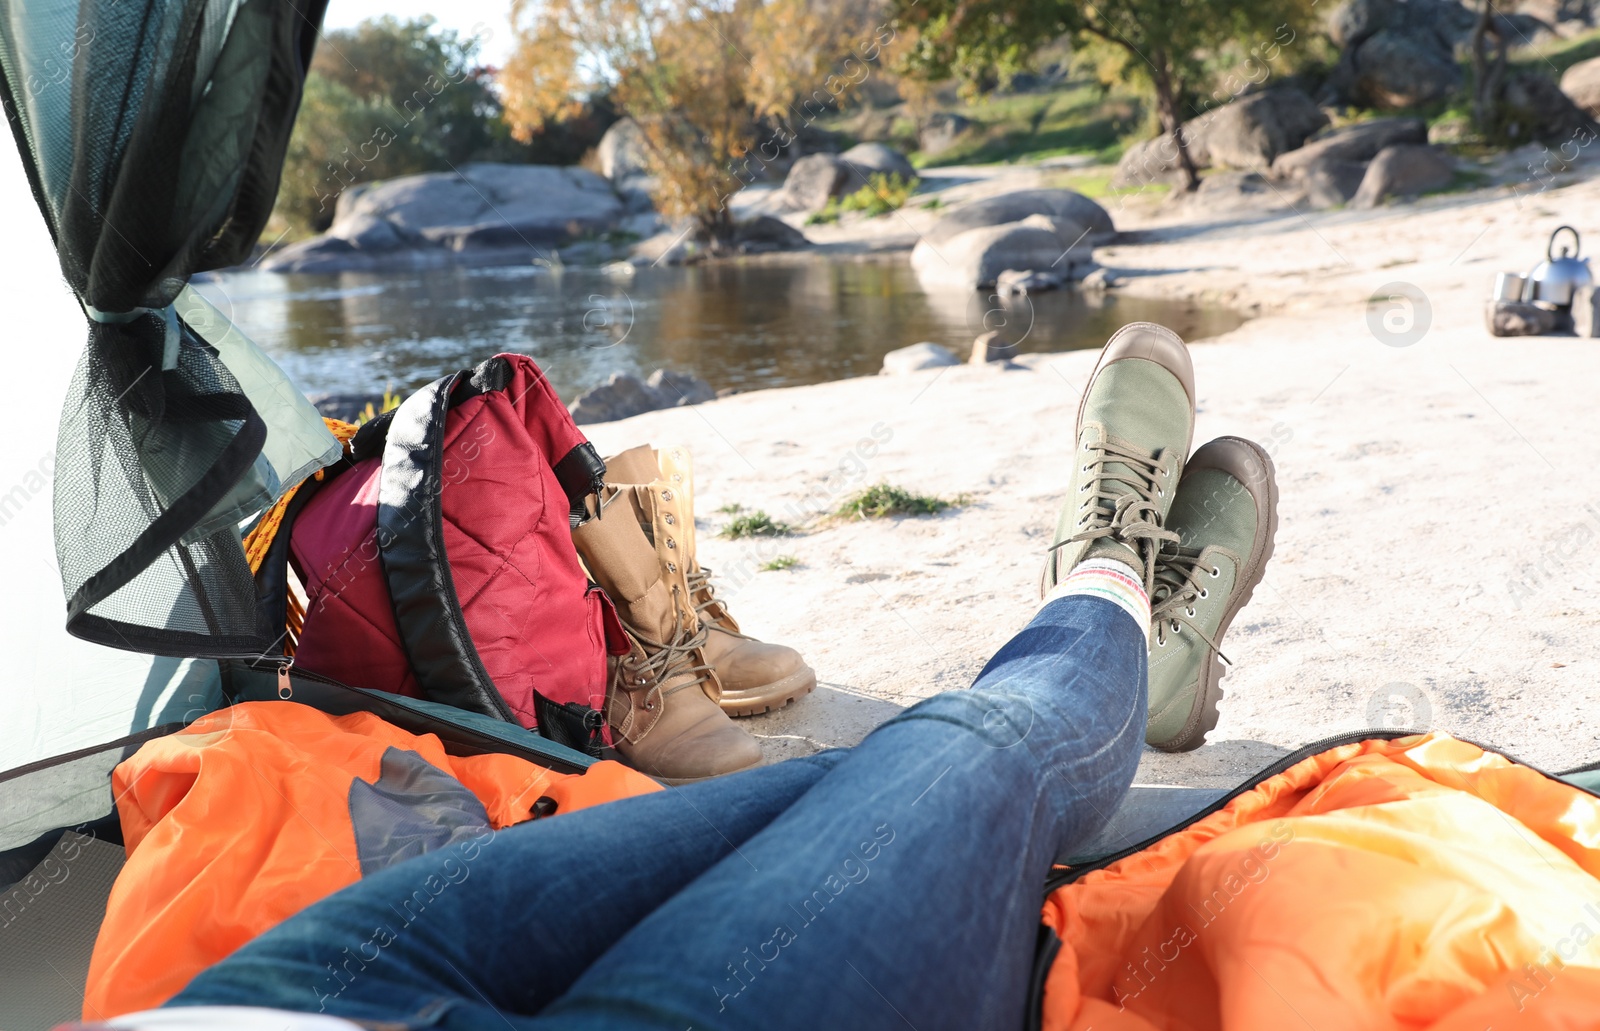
[587,167,1600,789]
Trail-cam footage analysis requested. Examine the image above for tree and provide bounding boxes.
[891,0,1321,191]
[501,0,879,244]
[272,17,503,233]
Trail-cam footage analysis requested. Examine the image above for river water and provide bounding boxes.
[195,259,1244,403]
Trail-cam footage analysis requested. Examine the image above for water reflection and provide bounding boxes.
[196,259,1245,402]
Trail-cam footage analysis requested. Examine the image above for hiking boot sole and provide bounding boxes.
[1152,436,1278,753]
[718,665,817,717]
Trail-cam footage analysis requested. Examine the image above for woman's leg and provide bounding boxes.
[167,751,845,1026]
[532,589,1146,1031]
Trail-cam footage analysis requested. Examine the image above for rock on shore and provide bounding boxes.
[263,164,626,274]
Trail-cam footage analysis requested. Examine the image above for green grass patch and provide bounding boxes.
[806,173,921,224]
[1510,25,1600,77]
[910,81,1141,168]
[837,483,968,520]
[720,510,795,538]
[716,502,744,515]
[760,555,799,572]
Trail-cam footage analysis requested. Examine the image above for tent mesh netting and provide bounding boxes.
[0,0,336,656]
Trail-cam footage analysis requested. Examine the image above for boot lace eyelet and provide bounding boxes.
[1156,637,1167,647]
[1185,607,1196,617]
[1210,566,1221,577]
[1199,588,1208,599]
[1171,620,1181,632]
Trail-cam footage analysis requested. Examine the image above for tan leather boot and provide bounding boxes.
[571,481,762,783]
[604,445,817,718]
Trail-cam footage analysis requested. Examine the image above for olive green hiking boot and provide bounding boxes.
[1042,323,1196,595]
[1145,437,1278,752]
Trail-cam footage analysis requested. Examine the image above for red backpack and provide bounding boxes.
[254,354,628,752]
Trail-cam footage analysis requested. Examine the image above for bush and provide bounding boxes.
[761,555,800,571]
[721,511,796,538]
[837,483,967,519]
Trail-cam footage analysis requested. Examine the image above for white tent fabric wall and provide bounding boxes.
[0,128,217,781]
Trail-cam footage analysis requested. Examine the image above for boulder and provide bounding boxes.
[1300,155,1371,208]
[1198,88,1331,171]
[1486,299,1559,336]
[922,189,1114,246]
[731,215,810,254]
[995,268,1064,297]
[839,142,916,182]
[1170,171,1291,216]
[646,368,716,405]
[597,118,651,182]
[1113,132,1207,189]
[630,223,702,267]
[1271,118,1429,178]
[880,342,961,375]
[1112,87,1327,185]
[779,153,851,212]
[1080,268,1121,291]
[1326,0,1474,109]
[911,214,1097,291]
[567,368,717,424]
[325,212,406,251]
[615,174,658,215]
[970,331,1019,364]
[1352,29,1463,108]
[1494,70,1599,145]
[339,164,623,250]
[1351,144,1456,207]
[918,112,973,156]
[1561,55,1600,116]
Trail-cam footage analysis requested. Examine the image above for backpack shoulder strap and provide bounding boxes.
[376,371,518,723]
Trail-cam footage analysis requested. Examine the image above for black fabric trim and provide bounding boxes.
[223,662,589,776]
[377,373,516,723]
[349,410,396,463]
[66,404,266,622]
[554,442,606,506]
[1040,729,1600,897]
[251,465,345,659]
[468,355,513,394]
[0,724,186,785]
[1025,925,1062,1031]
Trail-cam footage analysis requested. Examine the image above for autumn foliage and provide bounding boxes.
[500,0,888,241]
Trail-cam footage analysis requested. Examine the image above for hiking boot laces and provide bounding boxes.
[686,566,751,640]
[1050,438,1179,591]
[618,586,716,712]
[1150,544,1234,662]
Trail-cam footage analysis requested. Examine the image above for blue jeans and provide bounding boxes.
[169,594,1146,1030]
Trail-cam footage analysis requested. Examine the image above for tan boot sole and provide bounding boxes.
[718,665,817,718]
[1151,436,1279,753]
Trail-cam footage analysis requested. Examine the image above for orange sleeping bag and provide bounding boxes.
[1040,733,1600,1029]
[85,702,659,1018]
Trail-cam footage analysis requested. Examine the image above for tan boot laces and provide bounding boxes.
[1050,438,1179,591]
[1150,544,1236,663]
[617,586,717,709]
[686,566,751,640]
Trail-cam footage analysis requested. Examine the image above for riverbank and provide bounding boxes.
[585,170,1600,787]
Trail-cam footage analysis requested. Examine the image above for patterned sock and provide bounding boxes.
[1041,557,1150,636]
